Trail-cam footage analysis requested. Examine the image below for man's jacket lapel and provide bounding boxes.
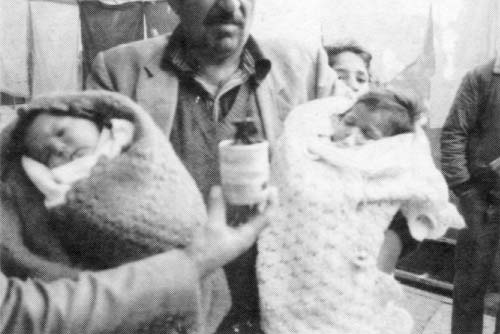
[138,52,179,137]
[136,39,288,148]
[256,74,283,158]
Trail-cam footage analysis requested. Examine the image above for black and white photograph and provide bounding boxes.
[0,0,499,333]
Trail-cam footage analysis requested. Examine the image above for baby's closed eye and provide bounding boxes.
[70,147,94,160]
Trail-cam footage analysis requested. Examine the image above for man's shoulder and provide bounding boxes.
[466,58,497,79]
[455,58,500,94]
[98,35,169,65]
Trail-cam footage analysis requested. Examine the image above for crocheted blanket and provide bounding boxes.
[0,91,230,334]
[257,97,464,334]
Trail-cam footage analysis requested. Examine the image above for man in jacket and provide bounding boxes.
[441,57,500,334]
[87,0,338,332]
[0,186,270,334]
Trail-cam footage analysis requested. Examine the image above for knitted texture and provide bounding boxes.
[257,97,464,334]
[1,91,230,334]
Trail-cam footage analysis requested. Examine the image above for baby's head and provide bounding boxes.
[331,89,424,146]
[15,107,107,168]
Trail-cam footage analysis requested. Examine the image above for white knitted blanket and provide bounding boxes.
[257,97,464,334]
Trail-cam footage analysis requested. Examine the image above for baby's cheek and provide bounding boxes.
[331,125,352,142]
[47,155,72,169]
[332,127,367,147]
[352,129,369,145]
[343,131,367,147]
[71,147,94,160]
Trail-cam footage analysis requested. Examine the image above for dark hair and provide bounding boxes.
[324,41,372,70]
[10,105,108,157]
[354,88,426,136]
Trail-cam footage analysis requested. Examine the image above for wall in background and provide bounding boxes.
[1,0,500,127]
[320,0,500,127]
[254,0,322,47]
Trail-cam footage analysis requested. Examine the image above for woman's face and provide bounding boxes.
[331,51,370,98]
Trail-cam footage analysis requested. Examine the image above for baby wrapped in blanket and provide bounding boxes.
[0,91,230,334]
[257,90,465,334]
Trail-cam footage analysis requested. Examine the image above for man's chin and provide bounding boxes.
[210,38,244,58]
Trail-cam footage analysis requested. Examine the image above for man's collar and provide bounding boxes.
[245,36,272,82]
[162,27,271,81]
[161,28,193,75]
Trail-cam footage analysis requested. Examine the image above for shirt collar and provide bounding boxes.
[162,27,271,82]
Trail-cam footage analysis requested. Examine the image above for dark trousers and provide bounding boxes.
[216,206,264,334]
[452,188,500,334]
[216,244,262,334]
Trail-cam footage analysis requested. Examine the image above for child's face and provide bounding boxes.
[24,113,100,168]
[331,51,370,98]
[331,103,388,146]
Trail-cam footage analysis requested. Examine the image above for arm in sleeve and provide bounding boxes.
[0,193,80,281]
[440,71,482,191]
[0,239,80,282]
[0,249,202,334]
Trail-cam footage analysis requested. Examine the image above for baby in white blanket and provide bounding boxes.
[257,90,464,334]
[21,111,134,208]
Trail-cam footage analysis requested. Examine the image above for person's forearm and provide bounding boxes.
[0,245,80,281]
[377,230,403,273]
[0,250,202,334]
[440,121,472,189]
[440,73,480,188]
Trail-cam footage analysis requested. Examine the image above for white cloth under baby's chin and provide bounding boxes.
[22,119,134,208]
[279,96,465,240]
[307,126,464,240]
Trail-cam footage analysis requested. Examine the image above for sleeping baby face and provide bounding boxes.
[331,103,388,146]
[24,113,101,168]
[331,99,413,147]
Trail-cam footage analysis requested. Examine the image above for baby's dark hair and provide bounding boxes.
[324,41,373,70]
[355,89,426,136]
[10,104,109,157]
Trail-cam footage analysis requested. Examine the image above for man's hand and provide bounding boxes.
[186,186,276,278]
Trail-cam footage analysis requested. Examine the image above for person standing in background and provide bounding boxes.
[441,58,500,334]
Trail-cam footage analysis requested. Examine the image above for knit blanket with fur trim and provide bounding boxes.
[0,91,230,334]
[257,97,464,334]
